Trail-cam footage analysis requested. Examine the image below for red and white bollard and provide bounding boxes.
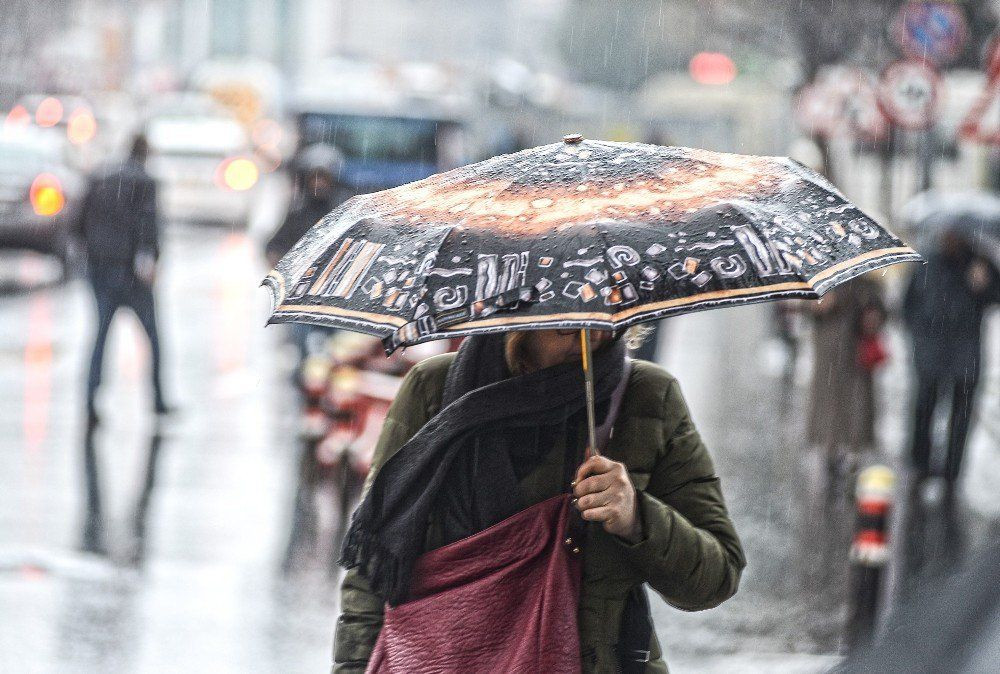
[845,465,895,651]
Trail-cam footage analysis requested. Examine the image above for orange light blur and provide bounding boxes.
[5,105,31,129]
[253,148,282,173]
[67,108,97,144]
[689,52,737,85]
[216,157,259,191]
[35,97,63,127]
[29,174,65,216]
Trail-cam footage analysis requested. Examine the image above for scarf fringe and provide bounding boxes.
[340,520,412,606]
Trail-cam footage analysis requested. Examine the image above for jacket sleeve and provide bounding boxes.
[615,378,746,611]
[902,266,922,331]
[265,209,298,262]
[332,366,430,673]
[73,177,95,245]
[137,176,160,260]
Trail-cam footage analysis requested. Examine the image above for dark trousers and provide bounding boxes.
[86,262,165,412]
[911,373,978,483]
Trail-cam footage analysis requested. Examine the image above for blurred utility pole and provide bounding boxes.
[879,128,896,223]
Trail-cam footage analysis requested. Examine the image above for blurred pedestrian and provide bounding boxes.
[335,329,744,672]
[904,230,1000,487]
[806,275,887,482]
[76,134,169,425]
[266,143,352,267]
[266,144,353,361]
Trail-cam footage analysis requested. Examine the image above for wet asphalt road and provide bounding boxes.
[1,219,998,673]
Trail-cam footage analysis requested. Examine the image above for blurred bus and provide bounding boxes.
[289,58,473,193]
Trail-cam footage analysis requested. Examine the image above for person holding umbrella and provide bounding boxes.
[265,137,918,672]
[333,326,745,672]
[903,229,1000,489]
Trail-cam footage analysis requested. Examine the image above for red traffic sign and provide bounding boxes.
[960,33,1000,144]
[988,32,1000,83]
[892,1,968,67]
[794,67,888,142]
[877,60,941,130]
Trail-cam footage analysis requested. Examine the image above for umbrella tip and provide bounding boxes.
[563,133,584,144]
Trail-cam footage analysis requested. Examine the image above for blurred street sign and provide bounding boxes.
[892,1,968,67]
[877,60,941,130]
[959,34,1000,144]
[795,67,888,142]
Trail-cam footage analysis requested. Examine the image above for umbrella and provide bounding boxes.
[902,190,1000,249]
[265,136,920,451]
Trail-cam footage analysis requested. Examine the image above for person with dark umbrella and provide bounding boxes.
[904,229,1000,488]
[266,143,352,267]
[266,143,353,360]
[76,134,170,425]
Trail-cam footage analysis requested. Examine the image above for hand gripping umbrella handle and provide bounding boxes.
[580,329,599,457]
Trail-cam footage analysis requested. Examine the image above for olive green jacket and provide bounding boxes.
[334,354,745,673]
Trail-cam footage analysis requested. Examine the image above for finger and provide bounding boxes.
[573,472,614,498]
[573,454,617,487]
[576,489,615,511]
[579,505,617,523]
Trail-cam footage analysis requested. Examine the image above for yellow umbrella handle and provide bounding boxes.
[580,329,599,457]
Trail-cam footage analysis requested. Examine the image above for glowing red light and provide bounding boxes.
[35,97,63,127]
[689,52,737,85]
[5,105,31,128]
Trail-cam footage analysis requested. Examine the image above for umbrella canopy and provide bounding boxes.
[264,138,919,352]
[902,190,1000,246]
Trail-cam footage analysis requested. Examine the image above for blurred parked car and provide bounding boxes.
[9,93,126,172]
[0,126,85,268]
[145,95,260,227]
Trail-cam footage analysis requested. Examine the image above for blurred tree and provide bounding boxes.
[763,0,996,83]
[0,0,52,105]
[557,0,707,90]
[558,0,998,91]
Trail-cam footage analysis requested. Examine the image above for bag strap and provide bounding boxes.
[562,358,632,489]
[596,358,631,452]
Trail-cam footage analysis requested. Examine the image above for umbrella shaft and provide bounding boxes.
[580,329,599,457]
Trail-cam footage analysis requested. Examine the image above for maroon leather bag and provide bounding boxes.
[366,493,583,673]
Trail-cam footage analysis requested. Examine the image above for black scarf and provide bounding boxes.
[339,332,626,605]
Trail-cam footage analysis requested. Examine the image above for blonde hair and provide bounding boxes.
[623,324,653,351]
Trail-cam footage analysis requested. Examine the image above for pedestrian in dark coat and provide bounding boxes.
[904,231,1000,484]
[76,134,168,423]
[266,144,353,266]
[266,144,353,359]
